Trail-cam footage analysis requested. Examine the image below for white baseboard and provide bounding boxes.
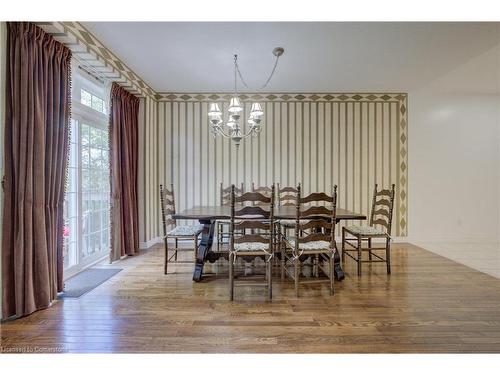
[139,237,162,250]
[405,236,499,244]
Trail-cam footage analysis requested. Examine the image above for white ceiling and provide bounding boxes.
[82,22,500,93]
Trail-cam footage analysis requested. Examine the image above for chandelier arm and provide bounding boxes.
[239,125,258,139]
[213,125,233,138]
[235,54,280,91]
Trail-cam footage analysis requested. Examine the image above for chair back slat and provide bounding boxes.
[234,221,271,231]
[300,192,334,204]
[369,184,396,235]
[298,219,332,231]
[220,183,243,206]
[277,183,298,207]
[236,191,272,204]
[164,199,175,207]
[252,182,273,197]
[234,234,270,244]
[164,208,176,215]
[300,206,333,218]
[160,183,177,236]
[374,198,391,207]
[165,218,176,226]
[376,189,393,197]
[372,218,389,229]
[234,205,270,218]
[279,186,298,193]
[163,187,174,196]
[298,232,331,244]
[373,208,390,219]
[280,194,297,202]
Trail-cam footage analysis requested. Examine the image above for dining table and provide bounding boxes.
[173,205,366,282]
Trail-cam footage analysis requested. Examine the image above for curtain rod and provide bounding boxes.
[72,54,110,85]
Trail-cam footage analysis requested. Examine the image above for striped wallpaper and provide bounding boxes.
[138,95,159,247]
[138,93,408,245]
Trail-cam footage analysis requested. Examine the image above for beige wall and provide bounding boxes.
[136,93,408,247]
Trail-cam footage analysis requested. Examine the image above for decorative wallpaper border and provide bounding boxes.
[155,92,407,103]
[35,22,156,99]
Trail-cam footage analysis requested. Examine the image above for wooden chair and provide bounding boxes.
[160,184,203,274]
[341,184,395,276]
[229,184,275,301]
[276,183,301,233]
[217,183,244,252]
[276,184,311,279]
[282,185,338,297]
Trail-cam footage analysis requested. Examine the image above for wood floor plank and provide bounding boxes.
[1,243,500,353]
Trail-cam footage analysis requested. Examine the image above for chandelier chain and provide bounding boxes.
[234,54,281,91]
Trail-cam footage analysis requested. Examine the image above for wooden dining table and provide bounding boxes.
[173,205,366,282]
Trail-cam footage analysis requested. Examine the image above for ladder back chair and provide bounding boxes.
[341,184,396,276]
[217,183,244,251]
[229,184,275,301]
[160,184,203,274]
[283,185,338,297]
[276,183,309,232]
[276,184,301,278]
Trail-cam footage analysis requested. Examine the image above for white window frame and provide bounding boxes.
[64,66,111,279]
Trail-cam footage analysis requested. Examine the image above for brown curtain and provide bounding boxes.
[2,22,71,319]
[109,83,140,262]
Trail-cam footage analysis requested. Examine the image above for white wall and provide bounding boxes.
[407,34,500,276]
[409,92,499,242]
[408,40,500,243]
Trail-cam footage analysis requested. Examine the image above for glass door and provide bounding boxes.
[63,70,110,278]
[63,116,110,278]
[80,120,110,268]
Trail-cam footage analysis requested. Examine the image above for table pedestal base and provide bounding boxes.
[193,219,215,282]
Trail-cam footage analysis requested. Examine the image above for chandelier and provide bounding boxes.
[208,47,285,147]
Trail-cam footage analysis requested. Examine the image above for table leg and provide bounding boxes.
[193,219,215,282]
[334,219,345,281]
[333,250,345,281]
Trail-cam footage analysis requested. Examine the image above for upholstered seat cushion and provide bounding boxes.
[278,219,310,227]
[167,224,204,236]
[286,238,331,250]
[344,225,386,236]
[233,242,270,251]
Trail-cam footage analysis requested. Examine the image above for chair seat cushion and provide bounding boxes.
[234,242,270,251]
[286,238,331,250]
[167,224,204,236]
[344,225,386,236]
[279,219,310,227]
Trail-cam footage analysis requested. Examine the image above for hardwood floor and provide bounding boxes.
[1,242,500,353]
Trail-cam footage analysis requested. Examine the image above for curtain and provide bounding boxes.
[109,83,140,262]
[2,22,71,319]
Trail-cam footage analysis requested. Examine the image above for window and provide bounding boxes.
[81,123,110,261]
[81,88,106,115]
[63,66,110,278]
